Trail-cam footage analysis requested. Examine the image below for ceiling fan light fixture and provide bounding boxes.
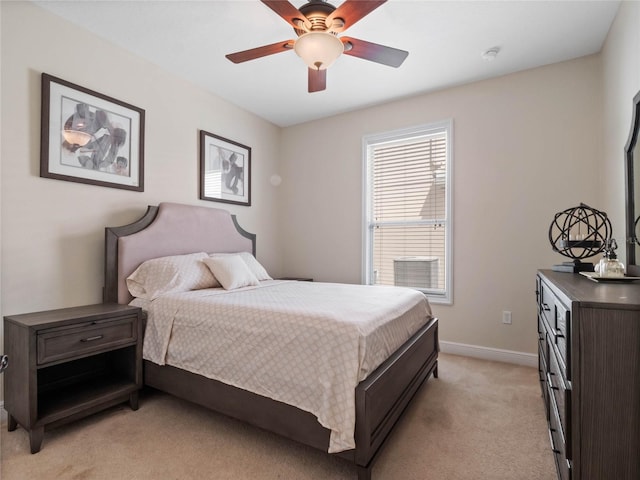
[294,32,344,70]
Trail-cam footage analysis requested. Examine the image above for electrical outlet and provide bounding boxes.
[502,311,512,325]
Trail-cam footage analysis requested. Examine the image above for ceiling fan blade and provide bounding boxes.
[326,0,386,32]
[226,40,294,64]
[261,0,311,30]
[341,37,408,67]
[308,68,327,93]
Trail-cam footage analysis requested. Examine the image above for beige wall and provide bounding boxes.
[280,56,603,354]
[601,1,640,254]
[1,0,639,375]
[0,1,283,320]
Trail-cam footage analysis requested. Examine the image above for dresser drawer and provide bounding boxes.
[37,316,137,365]
[538,314,547,342]
[540,280,570,380]
[539,281,555,327]
[539,342,550,419]
[538,316,549,383]
[549,398,571,480]
[547,347,570,454]
[553,302,570,372]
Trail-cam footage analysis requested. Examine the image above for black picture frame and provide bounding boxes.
[40,73,145,191]
[199,130,251,206]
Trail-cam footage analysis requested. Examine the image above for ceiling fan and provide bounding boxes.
[225,0,409,93]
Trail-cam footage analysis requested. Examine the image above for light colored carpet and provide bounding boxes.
[1,353,556,479]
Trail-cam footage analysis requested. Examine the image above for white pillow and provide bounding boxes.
[202,255,260,290]
[127,252,219,300]
[209,252,272,281]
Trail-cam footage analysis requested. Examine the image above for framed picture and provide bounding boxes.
[199,130,251,206]
[40,73,145,191]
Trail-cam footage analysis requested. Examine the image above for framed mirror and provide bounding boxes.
[625,90,640,276]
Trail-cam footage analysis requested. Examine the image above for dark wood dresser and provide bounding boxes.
[4,303,142,453]
[536,270,640,480]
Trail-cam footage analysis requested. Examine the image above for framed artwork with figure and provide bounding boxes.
[199,130,251,206]
[40,73,145,191]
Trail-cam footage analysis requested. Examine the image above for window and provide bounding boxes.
[363,120,453,304]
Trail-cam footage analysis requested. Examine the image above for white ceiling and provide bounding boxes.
[33,0,620,127]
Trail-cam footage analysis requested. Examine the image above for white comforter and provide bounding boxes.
[132,280,432,453]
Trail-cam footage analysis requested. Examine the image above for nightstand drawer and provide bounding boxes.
[37,316,137,365]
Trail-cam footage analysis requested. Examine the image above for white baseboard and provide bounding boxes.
[440,340,537,368]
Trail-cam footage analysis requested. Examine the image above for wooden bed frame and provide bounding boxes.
[103,202,439,480]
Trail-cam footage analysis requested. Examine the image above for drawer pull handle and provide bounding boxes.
[542,303,550,312]
[81,335,104,342]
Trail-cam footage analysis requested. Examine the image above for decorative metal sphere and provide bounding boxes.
[548,203,612,261]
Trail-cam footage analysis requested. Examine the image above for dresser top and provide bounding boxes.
[539,269,640,309]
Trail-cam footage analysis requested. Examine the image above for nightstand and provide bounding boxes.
[3,303,142,453]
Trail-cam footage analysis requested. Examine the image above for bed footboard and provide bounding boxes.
[353,317,439,477]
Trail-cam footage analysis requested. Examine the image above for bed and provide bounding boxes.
[103,202,439,480]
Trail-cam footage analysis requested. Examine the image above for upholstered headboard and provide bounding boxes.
[104,202,256,304]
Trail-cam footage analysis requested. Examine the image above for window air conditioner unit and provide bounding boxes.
[393,256,439,289]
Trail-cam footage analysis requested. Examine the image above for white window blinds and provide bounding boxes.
[364,121,452,304]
